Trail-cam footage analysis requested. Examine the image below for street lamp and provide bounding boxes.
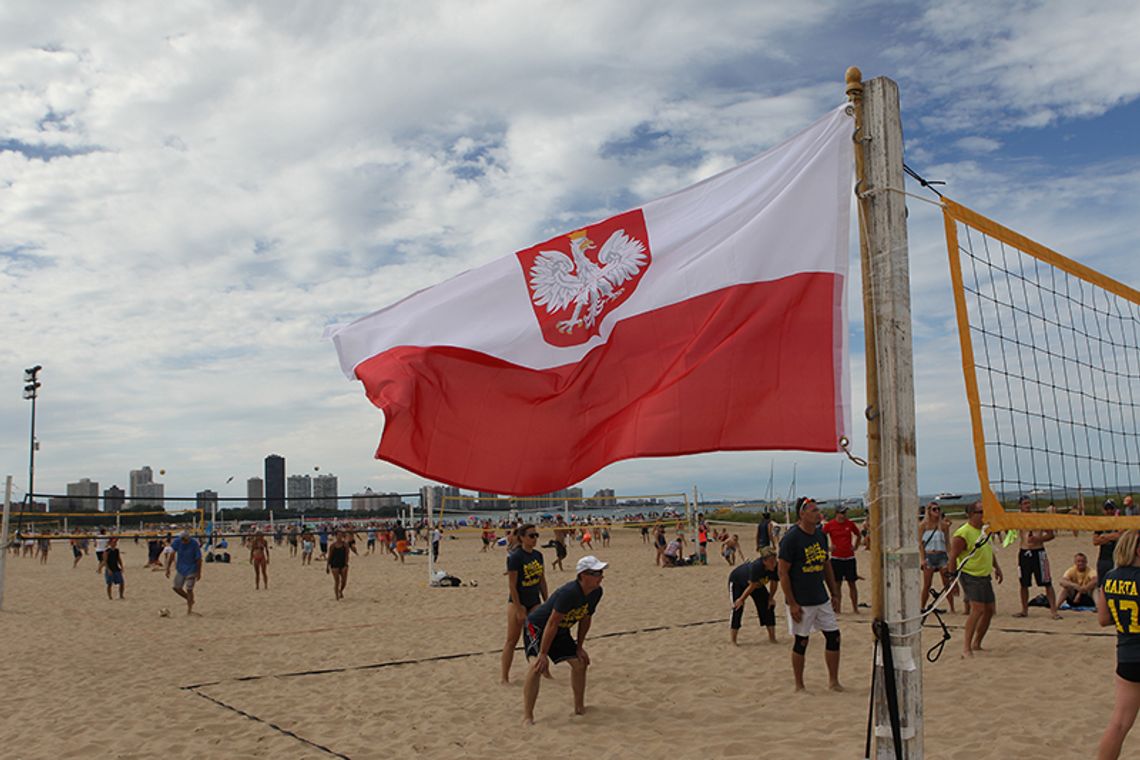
[22,365,42,512]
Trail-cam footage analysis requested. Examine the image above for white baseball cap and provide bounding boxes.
[576,555,608,574]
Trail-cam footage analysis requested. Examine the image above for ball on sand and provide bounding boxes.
[159,608,171,617]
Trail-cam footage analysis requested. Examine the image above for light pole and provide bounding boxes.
[22,366,42,512]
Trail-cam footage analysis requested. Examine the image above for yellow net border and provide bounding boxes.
[943,198,1140,531]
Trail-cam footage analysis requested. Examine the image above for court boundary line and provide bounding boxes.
[181,618,723,689]
[185,685,352,759]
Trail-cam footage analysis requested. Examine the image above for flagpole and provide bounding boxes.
[847,66,923,759]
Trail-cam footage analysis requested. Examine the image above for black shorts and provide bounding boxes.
[1098,560,1114,588]
[1018,548,1052,588]
[960,573,995,604]
[1118,660,1140,683]
[831,557,857,582]
[523,622,578,663]
[729,581,775,629]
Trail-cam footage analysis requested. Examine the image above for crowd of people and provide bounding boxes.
[7,497,1140,756]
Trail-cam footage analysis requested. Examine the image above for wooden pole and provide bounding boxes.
[848,67,923,758]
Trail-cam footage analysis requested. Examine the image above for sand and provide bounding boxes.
[0,527,1130,759]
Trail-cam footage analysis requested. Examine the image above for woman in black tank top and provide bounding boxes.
[327,533,349,600]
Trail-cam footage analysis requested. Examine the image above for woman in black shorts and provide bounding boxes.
[326,531,350,600]
[1097,529,1140,759]
[501,525,548,684]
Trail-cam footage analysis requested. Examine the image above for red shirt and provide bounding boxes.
[823,518,862,559]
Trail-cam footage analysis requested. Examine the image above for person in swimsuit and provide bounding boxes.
[249,531,270,590]
[326,531,349,600]
[1096,529,1140,759]
[501,524,548,684]
[301,530,315,566]
[341,528,360,592]
[654,524,667,566]
[918,502,956,613]
[287,525,299,558]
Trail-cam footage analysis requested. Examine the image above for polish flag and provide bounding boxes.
[328,105,853,495]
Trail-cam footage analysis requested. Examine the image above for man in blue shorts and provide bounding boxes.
[165,530,203,615]
[99,537,125,599]
[522,555,606,724]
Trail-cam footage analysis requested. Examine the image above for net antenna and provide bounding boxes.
[943,198,1140,530]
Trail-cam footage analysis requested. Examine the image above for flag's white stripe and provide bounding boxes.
[329,105,853,376]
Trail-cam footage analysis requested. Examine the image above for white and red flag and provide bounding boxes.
[328,105,853,495]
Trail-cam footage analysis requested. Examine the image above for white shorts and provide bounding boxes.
[787,601,838,637]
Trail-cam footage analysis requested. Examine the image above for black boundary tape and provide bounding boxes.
[180,618,724,759]
[186,686,351,759]
[182,619,723,690]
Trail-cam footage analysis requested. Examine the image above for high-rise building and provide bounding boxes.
[351,488,402,512]
[196,489,218,516]
[136,482,165,510]
[313,474,338,510]
[129,466,154,507]
[286,474,311,511]
[247,477,264,510]
[103,485,125,513]
[67,478,99,511]
[478,492,500,510]
[264,454,285,512]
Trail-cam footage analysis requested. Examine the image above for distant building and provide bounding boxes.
[352,488,403,512]
[135,482,165,510]
[247,477,264,510]
[103,485,125,513]
[264,454,285,512]
[66,478,99,511]
[313,474,338,510]
[478,492,499,510]
[129,466,154,507]
[196,489,218,516]
[420,485,460,516]
[590,488,616,507]
[286,474,311,511]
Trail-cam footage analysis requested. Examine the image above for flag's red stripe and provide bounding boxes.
[354,272,842,495]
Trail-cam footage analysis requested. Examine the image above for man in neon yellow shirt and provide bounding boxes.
[950,501,1004,657]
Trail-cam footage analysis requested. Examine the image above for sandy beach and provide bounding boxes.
[0,526,1129,758]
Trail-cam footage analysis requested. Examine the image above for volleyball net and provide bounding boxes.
[943,198,1140,531]
[5,509,205,540]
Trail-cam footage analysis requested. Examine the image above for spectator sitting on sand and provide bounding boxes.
[1057,552,1098,608]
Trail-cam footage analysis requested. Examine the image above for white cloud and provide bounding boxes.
[0,0,1136,506]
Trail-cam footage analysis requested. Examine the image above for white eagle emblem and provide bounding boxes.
[527,228,648,334]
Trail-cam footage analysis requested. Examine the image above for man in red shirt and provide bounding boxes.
[823,505,863,613]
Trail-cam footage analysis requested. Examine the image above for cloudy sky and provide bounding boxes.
[2,0,1138,509]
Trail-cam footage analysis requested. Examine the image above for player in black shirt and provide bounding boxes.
[522,555,606,724]
[501,525,548,684]
[99,537,125,600]
[729,547,780,644]
[1096,529,1140,759]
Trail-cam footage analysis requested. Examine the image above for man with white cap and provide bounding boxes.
[522,555,607,724]
[165,530,203,615]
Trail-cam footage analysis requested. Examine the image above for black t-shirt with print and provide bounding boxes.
[1103,565,1140,663]
[506,548,545,608]
[527,579,602,636]
[778,524,831,606]
[729,558,777,588]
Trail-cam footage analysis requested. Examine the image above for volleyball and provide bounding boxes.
[159,608,171,617]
